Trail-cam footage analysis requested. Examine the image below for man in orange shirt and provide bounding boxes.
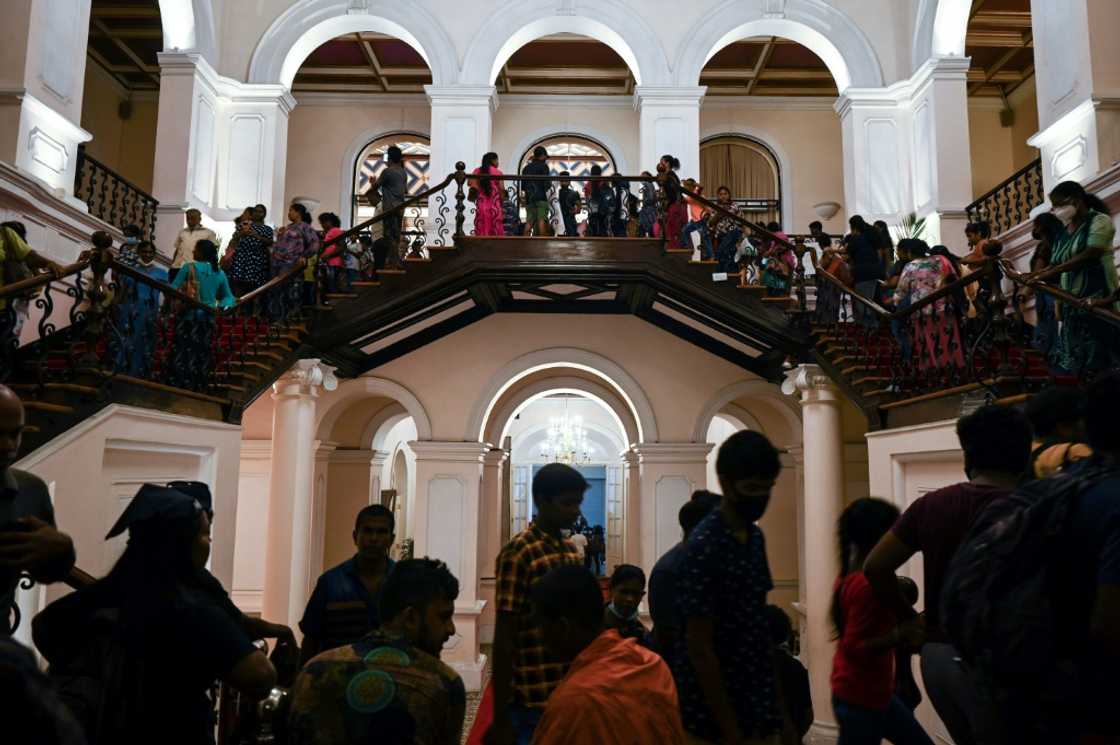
[529,565,686,745]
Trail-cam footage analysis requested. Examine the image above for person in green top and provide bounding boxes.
[1046,180,1119,376]
[168,239,234,390]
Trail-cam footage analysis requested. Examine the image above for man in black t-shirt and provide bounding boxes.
[522,146,552,236]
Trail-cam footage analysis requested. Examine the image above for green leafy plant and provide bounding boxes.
[896,212,927,241]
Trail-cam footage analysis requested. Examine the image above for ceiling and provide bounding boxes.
[964,0,1034,97]
[87,0,163,92]
[86,2,1034,100]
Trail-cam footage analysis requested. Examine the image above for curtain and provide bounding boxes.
[699,137,781,225]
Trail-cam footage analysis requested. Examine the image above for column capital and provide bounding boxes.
[329,447,389,466]
[272,359,338,400]
[621,449,640,466]
[408,441,490,463]
[482,448,508,467]
[786,445,806,467]
[632,85,707,110]
[424,85,499,111]
[781,364,840,406]
[631,442,713,464]
[314,440,338,461]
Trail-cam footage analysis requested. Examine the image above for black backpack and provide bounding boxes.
[940,461,1115,715]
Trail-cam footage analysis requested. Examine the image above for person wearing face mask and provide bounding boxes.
[113,240,167,378]
[116,224,143,267]
[1045,180,1120,376]
[603,564,653,649]
[672,430,784,745]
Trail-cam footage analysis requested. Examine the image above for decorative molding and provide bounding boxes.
[701,95,839,112]
[0,161,122,248]
[316,376,433,442]
[295,91,431,108]
[240,440,273,461]
[329,448,382,465]
[157,53,297,113]
[863,417,957,440]
[632,442,713,464]
[692,379,802,445]
[482,449,509,467]
[425,85,500,112]
[272,359,339,399]
[781,364,839,406]
[633,86,708,110]
[409,441,490,463]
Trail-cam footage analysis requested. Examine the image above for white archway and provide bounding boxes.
[360,402,410,451]
[700,129,795,233]
[466,347,659,444]
[158,0,218,64]
[674,0,883,91]
[913,0,971,70]
[493,382,636,446]
[508,126,631,178]
[692,379,803,446]
[340,128,431,229]
[460,0,672,86]
[316,376,433,442]
[248,0,458,88]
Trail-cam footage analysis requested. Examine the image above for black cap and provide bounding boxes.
[105,484,201,539]
[166,480,212,515]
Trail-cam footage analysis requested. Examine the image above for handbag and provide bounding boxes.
[173,263,200,312]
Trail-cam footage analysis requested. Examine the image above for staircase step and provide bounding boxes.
[23,401,76,415]
[852,376,891,389]
[8,382,100,396]
[688,260,719,265]
[378,268,407,275]
[324,293,360,300]
[405,256,431,263]
[351,281,382,288]
[665,249,693,255]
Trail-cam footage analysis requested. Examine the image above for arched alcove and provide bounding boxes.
[674,0,884,90]
[315,376,433,443]
[913,0,972,68]
[460,0,672,87]
[700,134,783,227]
[248,1,457,88]
[346,132,432,228]
[158,0,217,63]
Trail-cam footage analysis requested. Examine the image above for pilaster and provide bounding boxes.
[634,86,706,180]
[631,442,713,572]
[425,85,498,243]
[407,440,491,690]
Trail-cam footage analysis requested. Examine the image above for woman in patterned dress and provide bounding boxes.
[894,242,964,370]
[470,152,505,237]
[228,204,273,297]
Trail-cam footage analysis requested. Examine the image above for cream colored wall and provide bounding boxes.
[491,102,640,174]
[12,405,243,646]
[700,106,846,235]
[283,100,430,218]
[1008,78,1040,171]
[323,461,367,570]
[968,104,1016,200]
[79,64,159,194]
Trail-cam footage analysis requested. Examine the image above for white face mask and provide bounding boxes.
[1052,205,1077,226]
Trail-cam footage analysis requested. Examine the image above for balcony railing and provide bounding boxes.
[74,145,159,239]
[966,158,1044,237]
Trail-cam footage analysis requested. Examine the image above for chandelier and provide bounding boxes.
[539,401,592,465]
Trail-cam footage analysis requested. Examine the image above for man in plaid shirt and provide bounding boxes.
[484,463,586,745]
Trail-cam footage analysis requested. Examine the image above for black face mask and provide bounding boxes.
[728,492,769,523]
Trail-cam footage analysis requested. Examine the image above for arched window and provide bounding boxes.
[519,134,616,177]
[352,133,431,226]
[700,135,782,227]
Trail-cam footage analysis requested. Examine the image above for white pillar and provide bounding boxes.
[425,85,497,243]
[837,57,973,246]
[261,359,337,631]
[152,53,295,258]
[784,365,844,745]
[631,443,713,573]
[1029,0,1120,190]
[479,449,507,645]
[408,441,490,690]
[0,0,92,201]
[621,449,641,566]
[369,449,390,504]
[634,86,706,180]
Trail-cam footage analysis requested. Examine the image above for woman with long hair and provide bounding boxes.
[1046,180,1119,375]
[830,497,932,745]
[894,239,965,369]
[167,238,234,390]
[33,485,275,744]
[658,154,686,249]
[270,202,320,318]
[470,152,505,237]
[1028,212,1064,359]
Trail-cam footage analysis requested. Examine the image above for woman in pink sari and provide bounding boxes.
[470,152,505,237]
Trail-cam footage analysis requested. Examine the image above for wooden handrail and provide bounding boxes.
[109,258,217,314]
[815,267,892,319]
[0,260,90,300]
[676,185,797,252]
[320,173,455,251]
[1002,260,1120,326]
[894,261,993,320]
[1016,244,1107,285]
[234,261,305,308]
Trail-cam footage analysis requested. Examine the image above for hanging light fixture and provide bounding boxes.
[540,398,592,465]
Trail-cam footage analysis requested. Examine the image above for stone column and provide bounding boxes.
[479,449,507,645]
[836,57,973,246]
[261,359,337,631]
[634,87,706,180]
[1028,0,1120,190]
[151,53,295,256]
[621,449,641,565]
[787,445,809,661]
[425,85,497,243]
[408,441,490,690]
[631,443,713,572]
[783,365,844,744]
[0,0,92,201]
[369,449,390,504]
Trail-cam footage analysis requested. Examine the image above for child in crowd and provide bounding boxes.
[766,604,813,745]
[603,564,652,649]
[831,498,934,745]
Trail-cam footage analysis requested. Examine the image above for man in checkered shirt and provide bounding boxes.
[483,463,586,745]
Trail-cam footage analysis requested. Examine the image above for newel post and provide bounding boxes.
[453,162,467,240]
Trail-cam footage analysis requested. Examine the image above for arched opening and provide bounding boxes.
[700,135,783,227]
[351,133,431,232]
[518,134,616,176]
[505,393,628,577]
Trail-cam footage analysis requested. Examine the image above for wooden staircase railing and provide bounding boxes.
[966,157,1045,237]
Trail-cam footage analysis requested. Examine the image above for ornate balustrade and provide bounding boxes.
[74,146,159,239]
[966,158,1044,238]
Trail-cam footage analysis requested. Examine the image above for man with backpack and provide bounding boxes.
[864,405,1032,745]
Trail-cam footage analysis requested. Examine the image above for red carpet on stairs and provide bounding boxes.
[465,681,494,745]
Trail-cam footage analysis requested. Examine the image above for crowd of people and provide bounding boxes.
[813,179,1120,377]
[1,366,1119,745]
